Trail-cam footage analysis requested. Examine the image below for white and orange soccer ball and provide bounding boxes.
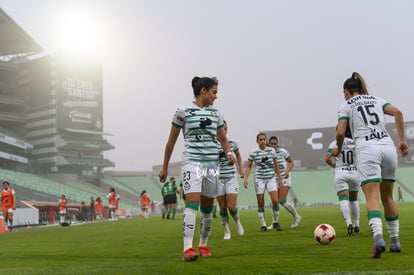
[314,223,336,244]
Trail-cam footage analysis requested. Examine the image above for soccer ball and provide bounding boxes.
[314,224,336,244]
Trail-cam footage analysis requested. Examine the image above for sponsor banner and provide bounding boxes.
[56,61,103,132]
[266,121,414,168]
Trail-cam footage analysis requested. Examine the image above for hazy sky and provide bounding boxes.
[1,0,414,171]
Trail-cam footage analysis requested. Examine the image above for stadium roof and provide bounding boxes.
[0,7,42,56]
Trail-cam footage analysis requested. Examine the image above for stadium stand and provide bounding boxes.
[0,168,137,209]
[112,175,164,202]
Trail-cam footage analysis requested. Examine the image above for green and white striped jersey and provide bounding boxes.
[275,148,291,178]
[218,138,239,178]
[172,103,224,162]
[248,146,277,180]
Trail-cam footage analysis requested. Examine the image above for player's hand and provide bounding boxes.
[243,180,248,189]
[159,169,168,183]
[332,148,340,157]
[227,154,235,165]
[239,172,244,179]
[400,141,408,157]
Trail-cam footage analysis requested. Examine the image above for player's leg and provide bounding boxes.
[337,190,353,235]
[182,192,200,261]
[362,181,385,258]
[7,210,13,232]
[198,163,219,256]
[171,195,177,220]
[166,202,172,219]
[358,148,385,258]
[181,161,203,261]
[349,190,360,233]
[217,178,230,239]
[269,190,282,230]
[59,210,64,223]
[225,175,244,235]
[279,180,301,228]
[381,181,401,252]
[161,198,166,219]
[217,193,231,239]
[268,178,282,231]
[199,195,214,256]
[2,210,8,230]
[256,193,267,231]
[380,147,400,252]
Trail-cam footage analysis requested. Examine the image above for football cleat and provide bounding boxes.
[259,226,268,232]
[223,224,231,239]
[389,242,401,253]
[354,226,360,233]
[182,247,199,262]
[370,239,386,258]
[291,215,302,228]
[199,246,212,257]
[272,223,283,231]
[236,221,244,236]
[347,224,354,236]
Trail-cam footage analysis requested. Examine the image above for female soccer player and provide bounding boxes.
[244,133,283,231]
[161,177,178,220]
[107,187,119,220]
[94,197,104,221]
[159,76,235,262]
[140,190,151,218]
[58,194,67,224]
[268,136,302,229]
[217,121,244,239]
[0,181,16,232]
[326,133,360,236]
[332,72,408,258]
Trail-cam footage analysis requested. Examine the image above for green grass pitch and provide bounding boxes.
[1,203,413,274]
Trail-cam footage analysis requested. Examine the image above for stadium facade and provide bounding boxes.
[0,8,114,181]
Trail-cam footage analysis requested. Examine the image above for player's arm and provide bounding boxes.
[273,159,283,186]
[333,120,347,157]
[285,156,294,178]
[159,125,181,182]
[217,127,235,165]
[243,160,253,189]
[384,104,408,157]
[234,149,244,178]
[12,194,16,210]
[325,153,335,168]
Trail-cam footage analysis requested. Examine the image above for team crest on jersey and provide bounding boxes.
[183,181,191,191]
[210,110,218,117]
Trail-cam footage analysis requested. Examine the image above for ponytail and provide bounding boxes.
[343,72,369,95]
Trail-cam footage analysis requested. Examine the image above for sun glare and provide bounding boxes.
[52,9,105,60]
